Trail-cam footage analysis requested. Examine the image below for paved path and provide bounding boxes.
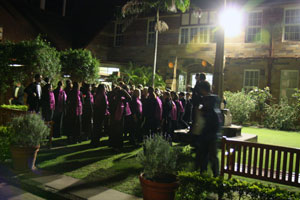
[2,168,142,200]
[0,181,45,200]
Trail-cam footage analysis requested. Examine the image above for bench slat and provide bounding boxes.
[237,145,242,173]
[259,147,264,177]
[276,150,282,180]
[253,146,258,176]
[288,152,294,182]
[265,148,270,177]
[270,149,276,179]
[248,146,253,175]
[242,145,247,173]
[295,152,300,184]
[282,151,288,181]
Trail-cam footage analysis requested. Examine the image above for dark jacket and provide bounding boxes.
[24,82,41,108]
[12,86,24,105]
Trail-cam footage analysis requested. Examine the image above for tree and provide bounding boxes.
[60,49,100,83]
[122,0,191,87]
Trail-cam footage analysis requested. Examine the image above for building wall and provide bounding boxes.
[87,2,300,99]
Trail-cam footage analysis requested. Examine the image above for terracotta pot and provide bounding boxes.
[139,173,179,200]
[10,145,40,171]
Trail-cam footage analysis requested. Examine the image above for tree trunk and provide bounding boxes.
[152,9,159,88]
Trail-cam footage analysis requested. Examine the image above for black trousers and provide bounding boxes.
[53,111,63,138]
[109,118,124,148]
[195,138,219,177]
[92,113,105,144]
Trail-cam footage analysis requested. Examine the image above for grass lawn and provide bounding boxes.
[35,127,300,197]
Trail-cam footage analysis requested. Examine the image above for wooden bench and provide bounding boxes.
[221,137,300,187]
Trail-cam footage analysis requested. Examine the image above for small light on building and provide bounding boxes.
[168,62,174,69]
[64,75,71,78]
[202,60,207,67]
[9,64,24,67]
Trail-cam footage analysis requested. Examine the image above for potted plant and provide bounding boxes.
[9,113,49,171]
[137,134,179,200]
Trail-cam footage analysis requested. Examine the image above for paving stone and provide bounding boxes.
[0,182,44,200]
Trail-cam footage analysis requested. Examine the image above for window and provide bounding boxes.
[284,8,300,41]
[179,26,216,44]
[246,12,262,43]
[181,13,190,25]
[0,27,3,42]
[114,23,124,46]
[147,19,156,45]
[244,70,259,89]
[280,70,299,98]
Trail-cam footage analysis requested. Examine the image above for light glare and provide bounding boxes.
[219,7,244,37]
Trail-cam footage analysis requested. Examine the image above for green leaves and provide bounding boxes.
[60,49,100,83]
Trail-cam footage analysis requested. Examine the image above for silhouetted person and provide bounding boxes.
[25,74,42,113]
[53,81,67,138]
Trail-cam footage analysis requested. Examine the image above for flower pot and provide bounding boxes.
[139,173,179,200]
[10,145,40,171]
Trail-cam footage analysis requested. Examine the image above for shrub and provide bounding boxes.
[9,114,50,147]
[60,49,99,83]
[248,87,272,112]
[263,98,298,130]
[224,91,256,124]
[137,134,179,182]
[176,171,300,200]
[0,126,11,162]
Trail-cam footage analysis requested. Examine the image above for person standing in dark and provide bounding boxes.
[53,81,67,138]
[91,84,109,147]
[82,84,94,141]
[109,86,131,150]
[183,92,193,125]
[68,82,83,143]
[63,80,72,137]
[173,92,189,129]
[41,83,55,122]
[10,81,24,105]
[25,74,42,113]
[144,87,162,135]
[129,89,143,143]
[162,91,172,136]
[195,80,221,177]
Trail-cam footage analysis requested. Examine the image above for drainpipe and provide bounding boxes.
[62,0,67,17]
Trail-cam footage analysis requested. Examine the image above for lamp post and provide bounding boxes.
[213,2,244,100]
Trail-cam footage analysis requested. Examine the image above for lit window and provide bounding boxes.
[179,26,215,44]
[114,23,124,47]
[180,28,189,44]
[284,8,300,41]
[190,28,198,43]
[280,70,299,98]
[246,12,262,43]
[147,20,156,45]
[181,13,190,25]
[244,70,259,89]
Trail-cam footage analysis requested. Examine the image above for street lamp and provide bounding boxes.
[213,3,244,100]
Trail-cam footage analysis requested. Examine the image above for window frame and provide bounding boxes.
[114,22,124,47]
[147,18,156,45]
[243,69,260,89]
[178,25,216,45]
[280,70,299,98]
[283,7,300,42]
[245,11,263,43]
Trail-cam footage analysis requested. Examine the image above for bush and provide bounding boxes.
[224,91,256,124]
[263,98,298,130]
[9,114,50,147]
[0,126,11,162]
[137,134,179,182]
[248,87,272,112]
[176,171,300,200]
[61,49,99,83]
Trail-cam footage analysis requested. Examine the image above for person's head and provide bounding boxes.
[122,84,129,92]
[179,92,185,99]
[73,82,79,90]
[186,92,191,99]
[171,91,178,100]
[66,80,72,88]
[15,81,21,87]
[163,91,171,101]
[34,74,42,83]
[199,73,206,82]
[44,77,50,84]
[137,84,143,90]
[155,88,161,96]
[142,87,148,98]
[119,81,125,87]
[133,89,141,99]
[148,86,154,94]
[97,84,106,94]
[195,73,200,82]
[199,81,211,96]
[57,81,63,88]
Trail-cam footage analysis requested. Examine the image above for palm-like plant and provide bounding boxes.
[122,0,191,87]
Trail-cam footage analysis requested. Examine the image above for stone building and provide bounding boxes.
[87,0,300,99]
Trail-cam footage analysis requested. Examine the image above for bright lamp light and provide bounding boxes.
[219,7,244,37]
